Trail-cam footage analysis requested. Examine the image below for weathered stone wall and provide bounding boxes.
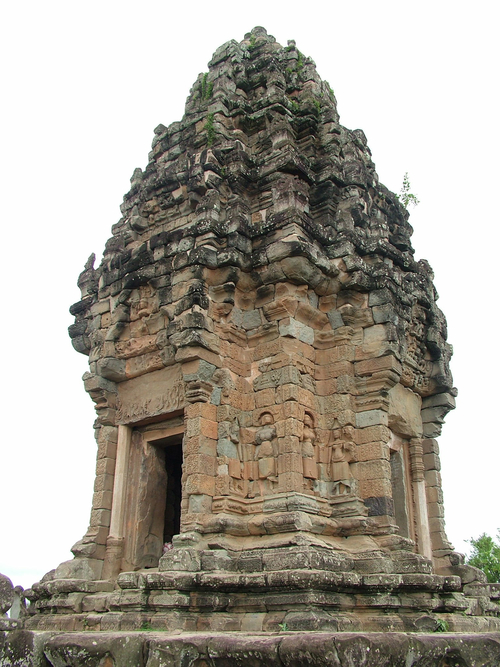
[2,630,500,666]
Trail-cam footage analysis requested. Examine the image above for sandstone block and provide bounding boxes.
[188,494,213,513]
[353,460,391,481]
[356,410,388,428]
[426,486,444,504]
[277,452,302,474]
[255,388,276,407]
[93,473,114,493]
[90,509,111,528]
[183,435,217,457]
[185,473,215,496]
[185,400,217,422]
[423,452,441,471]
[425,470,442,487]
[422,392,456,410]
[356,442,390,462]
[279,317,314,344]
[216,438,238,458]
[354,355,401,377]
[183,453,217,476]
[95,457,117,476]
[92,490,113,510]
[359,478,392,499]
[422,438,440,455]
[159,548,201,572]
[423,422,442,438]
[303,458,318,479]
[295,302,329,329]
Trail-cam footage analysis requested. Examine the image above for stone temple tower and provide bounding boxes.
[25,27,500,634]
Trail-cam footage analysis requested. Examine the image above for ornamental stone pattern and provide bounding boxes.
[22,27,500,638]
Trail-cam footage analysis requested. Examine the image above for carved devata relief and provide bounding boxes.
[113,283,164,359]
[328,427,356,497]
[130,283,158,321]
[219,407,360,507]
[252,411,279,496]
[221,410,279,499]
[301,412,318,491]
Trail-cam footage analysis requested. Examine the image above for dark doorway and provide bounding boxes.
[123,426,184,571]
[163,440,183,544]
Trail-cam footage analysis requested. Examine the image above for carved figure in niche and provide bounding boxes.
[329,429,356,496]
[301,412,317,490]
[228,416,247,497]
[253,412,278,496]
[130,284,157,321]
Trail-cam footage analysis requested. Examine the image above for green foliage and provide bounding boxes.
[325,81,335,100]
[206,113,215,147]
[466,531,500,583]
[314,99,321,114]
[435,618,449,633]
[249,33,257,50]
[290,100,300,113]
[397,172,420,208]
[284,47,305,75]
[200,73,213,102]
[140,621,153,631]
[278,622,288,632]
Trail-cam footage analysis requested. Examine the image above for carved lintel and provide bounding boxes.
[116,382,184,423]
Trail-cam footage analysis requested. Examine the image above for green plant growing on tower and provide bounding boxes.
[397,173,420,208]
[296,50,304,71]
[200,73,213,102]
[434,618,449,633]
[325,81,335,100]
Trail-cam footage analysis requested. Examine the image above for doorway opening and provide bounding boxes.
[161,437,183,544]
[389,435,416,544]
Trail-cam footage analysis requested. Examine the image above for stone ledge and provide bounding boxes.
[1,630,500,666]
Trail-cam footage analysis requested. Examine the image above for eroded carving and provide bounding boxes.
[329,428,356,496]
[117,381,184,423]
[301,412,317,489]
[253,412,278,496]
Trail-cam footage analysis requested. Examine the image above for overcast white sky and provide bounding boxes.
[1,1,499,589]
